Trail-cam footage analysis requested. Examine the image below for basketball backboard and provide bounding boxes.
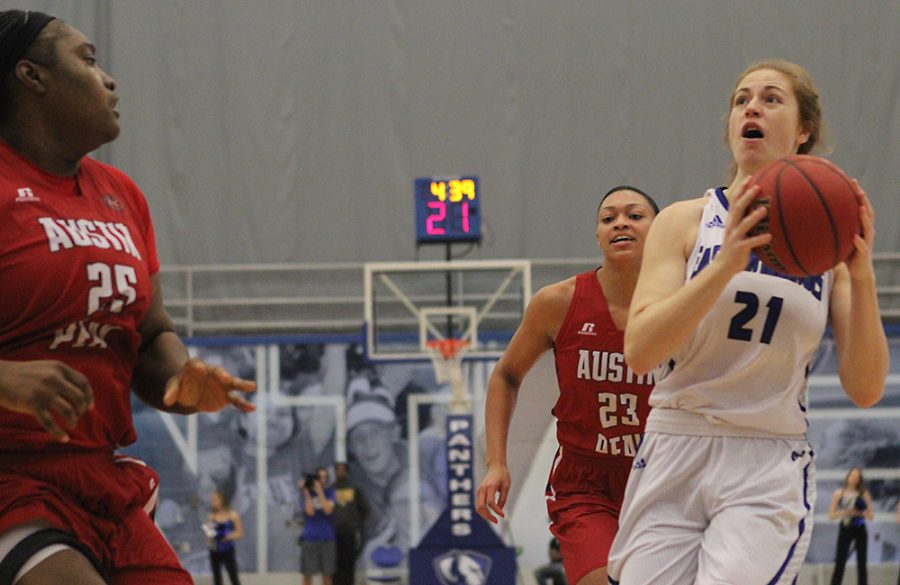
[363,260,531,361]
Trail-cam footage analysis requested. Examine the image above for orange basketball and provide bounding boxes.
[748,155,860,277]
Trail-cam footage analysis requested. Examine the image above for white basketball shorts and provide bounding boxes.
[607,431,815,585]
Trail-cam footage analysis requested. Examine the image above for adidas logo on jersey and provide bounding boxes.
[705,214,725,228]
[577,322,596,336]
[15,187,40,202]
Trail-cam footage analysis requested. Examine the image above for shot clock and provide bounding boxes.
[414,176,481,244]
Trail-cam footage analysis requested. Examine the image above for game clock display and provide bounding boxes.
[414,176,481,244]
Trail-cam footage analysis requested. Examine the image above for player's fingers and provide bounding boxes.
[231,378,257,392]
[211,365,230,383]
[859,205,874,243]
[474,484,488,509]
[496,482,510,512]
[734,200,767,235]
[727,178,758,216]
[853,179,875,224]
[35,409,69,442]
[42,377,94,421]
[729,174,754,197]
[852,233,867,253]
[479,509,497,524]
[57,363,95,410]
[213,367,256,393]
[228,390,256,413]
[163,374,187,406]
[50,394,80,429]
[851,180,874,218]
[475,486,497,523]
[486,497,505,521]
[743,232,772,250]
[186,357,207,373]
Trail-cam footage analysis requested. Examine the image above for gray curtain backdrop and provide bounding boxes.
[8,1,900,266]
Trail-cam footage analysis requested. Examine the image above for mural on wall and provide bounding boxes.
[122,338,900,575]
[122,340,449,574]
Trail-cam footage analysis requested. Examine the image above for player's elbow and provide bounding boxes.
[490,366,523,395]
[843,383,884,409]
[839,366,886,409]
[625,357,654,376]
[623,338,654,375]
[849,391,882,409]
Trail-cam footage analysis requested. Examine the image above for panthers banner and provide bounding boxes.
[409,413,517,584]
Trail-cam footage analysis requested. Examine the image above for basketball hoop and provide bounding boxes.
[426,339,469,411]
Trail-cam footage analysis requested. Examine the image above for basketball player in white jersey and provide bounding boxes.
[607,59,888,584]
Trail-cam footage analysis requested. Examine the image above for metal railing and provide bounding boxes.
[160,253,900,337]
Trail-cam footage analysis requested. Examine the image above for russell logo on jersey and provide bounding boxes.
[15,187,40,202]
[577,322,596,336]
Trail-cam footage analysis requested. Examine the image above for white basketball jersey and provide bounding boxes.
[648,188,833,437]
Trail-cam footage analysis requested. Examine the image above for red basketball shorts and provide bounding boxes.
[0,451,192,584]
[544,446,632,585]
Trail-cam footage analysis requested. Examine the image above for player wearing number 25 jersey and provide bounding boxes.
[0,11,256,584]
[0,138,157,451]
[476,186,658,585]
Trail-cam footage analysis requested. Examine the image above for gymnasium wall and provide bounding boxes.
[5,1,900,579]
[6,1,900,268]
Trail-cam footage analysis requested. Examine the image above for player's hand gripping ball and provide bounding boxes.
[747,155,860,277]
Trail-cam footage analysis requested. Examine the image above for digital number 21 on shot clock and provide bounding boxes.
[414,177,482,244]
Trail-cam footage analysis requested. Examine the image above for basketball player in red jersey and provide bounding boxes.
[475,186,658,585]
[0,10,255,585]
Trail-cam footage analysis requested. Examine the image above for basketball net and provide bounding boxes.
[426,339,469,413]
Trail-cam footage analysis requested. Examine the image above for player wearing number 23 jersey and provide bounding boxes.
[552,270,654,459]
[476,186,658,585]
[544,269,654,582]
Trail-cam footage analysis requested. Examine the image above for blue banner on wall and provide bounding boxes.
[409,413,517,584]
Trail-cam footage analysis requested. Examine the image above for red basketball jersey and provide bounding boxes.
[0,139,159,451]
[552,270,654,459]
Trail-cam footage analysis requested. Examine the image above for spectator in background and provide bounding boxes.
[534,537,568,585]
[331,461,370,585]
[828,467,874,585]
[205,491,244,585]
[299,467,336,585]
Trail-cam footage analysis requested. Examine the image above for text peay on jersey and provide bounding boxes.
[553,270,654,459]
[0,139,159,452]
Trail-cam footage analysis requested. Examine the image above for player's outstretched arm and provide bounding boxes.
[133,275,256,414]
[475,282,568,524]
